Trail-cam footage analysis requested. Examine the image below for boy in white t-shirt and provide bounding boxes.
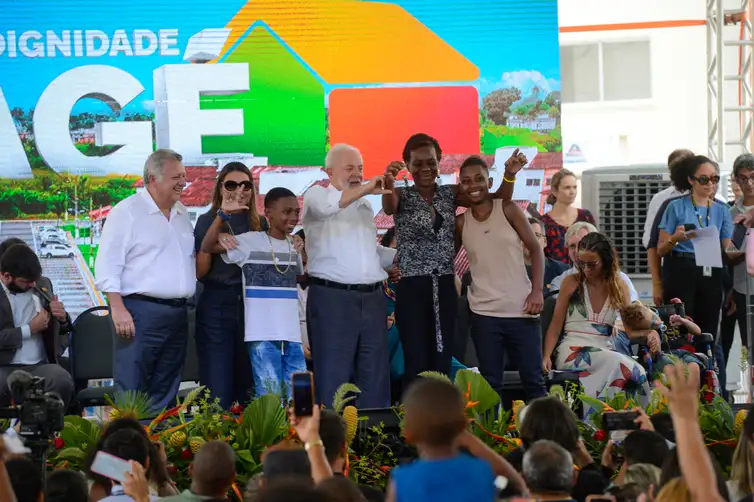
[223,187,306,400]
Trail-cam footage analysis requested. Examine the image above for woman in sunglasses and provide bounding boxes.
[543,232,651,407]
[657,155,733,338]
[194,162,264,408]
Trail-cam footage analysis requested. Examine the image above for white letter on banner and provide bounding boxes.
[153,63,248,161]
[34,65,152,176]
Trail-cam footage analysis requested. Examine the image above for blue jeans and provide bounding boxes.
[470,314,547,402]
[247,341,306,401]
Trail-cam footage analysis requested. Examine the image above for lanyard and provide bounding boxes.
[691,195,711,228]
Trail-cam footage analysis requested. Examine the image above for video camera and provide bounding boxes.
[0,370,65,442]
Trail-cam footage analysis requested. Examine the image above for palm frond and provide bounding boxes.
[332,383,361,414]
[179,385,206,411]
[106,390,153,420]
[418,371,451,382]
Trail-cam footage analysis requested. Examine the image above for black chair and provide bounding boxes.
[69,306,116,415]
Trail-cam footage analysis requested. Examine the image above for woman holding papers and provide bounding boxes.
[657,155,733,338]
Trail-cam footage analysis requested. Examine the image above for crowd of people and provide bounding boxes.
[3,134,754,501]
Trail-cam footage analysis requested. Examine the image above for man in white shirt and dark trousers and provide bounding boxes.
[303,144,393,408]
[95,149,196,412]
[0,244,74,408]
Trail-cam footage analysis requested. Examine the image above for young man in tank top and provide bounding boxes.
[455,156,548,402]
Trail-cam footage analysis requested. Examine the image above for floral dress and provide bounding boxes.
[554,284,650,406]
[542,209,595,264]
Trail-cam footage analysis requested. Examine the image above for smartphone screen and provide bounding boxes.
[603,411,640,432]
[90,451,131,483]
[733,223,747,249]
[292,372,314,417]
[683,223,697,232]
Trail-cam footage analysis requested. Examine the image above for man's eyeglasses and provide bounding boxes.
[691,175,720,186]
[534,232,545,239]
[737,174,754,185]
[576,260,600,270]
[223,180,253,192]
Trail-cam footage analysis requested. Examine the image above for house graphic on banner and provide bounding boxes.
[201,0,481,175]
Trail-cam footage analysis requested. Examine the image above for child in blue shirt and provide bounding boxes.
[387,378,527,502]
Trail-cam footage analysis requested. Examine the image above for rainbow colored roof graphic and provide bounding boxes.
[200,0,481,175]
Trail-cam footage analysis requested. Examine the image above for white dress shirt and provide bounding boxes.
[1,282,45,365]
[302,184,387,284]
[95,190,196,299]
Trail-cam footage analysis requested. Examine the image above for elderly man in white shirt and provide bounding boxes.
[303,143,394,408]
[95,149,196,412]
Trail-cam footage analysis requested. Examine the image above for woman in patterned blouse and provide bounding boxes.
[541,168,595,264]
[381,133,524,385]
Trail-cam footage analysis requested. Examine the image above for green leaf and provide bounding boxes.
[454,369,500,416]
[418,371,451,382]
[56,447,87,461]
[332,383,361,414]
[239,395,287,451]
[236,449,256,465]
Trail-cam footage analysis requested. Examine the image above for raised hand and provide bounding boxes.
[366,176,393,195]
[384,161,407,188]
[504,148,528,175]
[221,191,248,213]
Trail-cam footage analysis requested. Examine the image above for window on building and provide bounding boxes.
[561,41,651,103]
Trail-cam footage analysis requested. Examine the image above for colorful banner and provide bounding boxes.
[0,0,561,206]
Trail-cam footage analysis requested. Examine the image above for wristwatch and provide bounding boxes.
[217,209,231,222]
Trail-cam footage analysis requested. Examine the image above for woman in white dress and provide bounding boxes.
[542,232,651,406]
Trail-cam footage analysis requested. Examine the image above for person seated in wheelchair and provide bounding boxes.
[618,301,717,392]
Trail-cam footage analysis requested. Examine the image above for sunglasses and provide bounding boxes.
[691,175,720,185]
[223,180,253,192]
[576,260,600,270]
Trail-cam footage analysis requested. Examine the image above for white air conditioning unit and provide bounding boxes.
[580,164,732,280]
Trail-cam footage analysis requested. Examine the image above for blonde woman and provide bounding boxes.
[541,168,595,264]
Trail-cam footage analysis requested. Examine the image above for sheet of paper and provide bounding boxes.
[690,225,723,268]
[376,245,397,269]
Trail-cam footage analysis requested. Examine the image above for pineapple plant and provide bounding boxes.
[735,409,748,438]
[342,406,358,446]
[189,436,206,454]
[105,390,153,421]
[169,431,187,448]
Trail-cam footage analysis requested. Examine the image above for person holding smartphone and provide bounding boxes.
[657,155,733,339]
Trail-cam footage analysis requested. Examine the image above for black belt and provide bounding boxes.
[308,276,382,292]
[126,294,187,308]
[670,251,696,260]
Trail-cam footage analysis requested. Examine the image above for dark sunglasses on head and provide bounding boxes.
[691,175,720,185]
[223,180,253,192]
[577,260,600,270]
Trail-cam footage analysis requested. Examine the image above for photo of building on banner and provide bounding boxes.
[0,0,561,319]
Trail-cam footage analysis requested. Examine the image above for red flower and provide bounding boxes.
[180,449,193,460]
[703,391,715,403]
[166,464,178,475]
[593,430,607,442]
[230,403,244,414]
[53,437,65,450]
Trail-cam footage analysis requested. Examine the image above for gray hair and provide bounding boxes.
[325,144,361,170]
[624,463,661,492]
[565,221,598,242]
[522,440,574,494]
[733,153,754,177]
[143,149,183,185]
